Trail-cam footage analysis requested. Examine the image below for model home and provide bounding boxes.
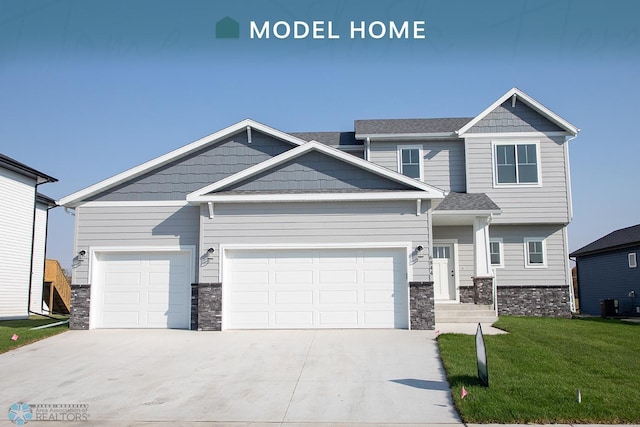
[59,87,579,330]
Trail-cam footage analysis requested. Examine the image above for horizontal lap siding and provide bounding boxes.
[577,247,640,315]
[369,140,466,192]
[0,168,36,318]
[74,205,200,284]
[466,135,569,223]
[433,226,474,288]
[201,201,430,283]
[490,224,568,287]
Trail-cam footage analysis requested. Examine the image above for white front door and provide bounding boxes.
[433,244,456,301]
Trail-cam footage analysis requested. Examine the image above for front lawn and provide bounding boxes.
[0,316,68,354]
[438,316,640,424]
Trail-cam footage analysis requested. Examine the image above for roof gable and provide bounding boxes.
[457,88,579,136]
[570,224,640,257]
[214,150,415,194]
[188,141,446,202]
[59,119,307,206]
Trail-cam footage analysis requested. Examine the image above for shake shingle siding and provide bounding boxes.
[87,132,294,201]
[217,151,410,193]
[467,100,564,133]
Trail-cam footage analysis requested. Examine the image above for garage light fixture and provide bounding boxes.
[207,247,215,260]
[416,245,424,252]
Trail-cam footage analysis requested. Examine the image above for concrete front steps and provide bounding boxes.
[435,303,498,324]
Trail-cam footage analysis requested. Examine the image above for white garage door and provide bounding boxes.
[94,251,191,329]
[226,248,408,329]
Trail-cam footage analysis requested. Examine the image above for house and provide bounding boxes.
[0,154,58,319]
[59,87,579,331]
[570,224,640,316]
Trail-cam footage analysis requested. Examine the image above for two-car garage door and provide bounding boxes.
[225,248,408,329]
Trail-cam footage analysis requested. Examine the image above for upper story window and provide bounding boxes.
[398,146,423,180]
[493,141,541,186]
[629,253,637,268]
[524,237,546,268]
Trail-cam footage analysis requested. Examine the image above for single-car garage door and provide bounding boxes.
[225,248,408,329]
[93,251,192,329]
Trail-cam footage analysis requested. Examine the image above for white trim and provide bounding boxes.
[191,191,439,203]
[416,199,421,216]
[88,245,196,329]
[397,145,424,181]
[187,141,446,201]
[76,200,190,208]
[219,242,413,330]
[563,226,576,312]
[58,119,309,207]
[463,131,569,139]
[629,252,638,269]
[489,238,504,268]
[523,237,547,269]
[357,132,458,140]
[207,202,214,219]
[564,136,575,221]
[457,88,580,136]
[491,140,542,188]
[433,239,460,303]
[432,209,501,216]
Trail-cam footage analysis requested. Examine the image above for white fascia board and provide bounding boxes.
[355,132,458,141]
[188,191,439,203]
[76,200,190,208]
[456,88,580,137]
[463,131,569,139]
[187,141,446,200]
[58,119,308,207]
[432,209,501,216]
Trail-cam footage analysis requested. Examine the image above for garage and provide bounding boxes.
[92,251,192,329]
[224,247,408,329]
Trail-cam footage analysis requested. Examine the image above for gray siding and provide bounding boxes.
[490,224,568,287]
[432,226,474,289]
[73,205,200,284]
[576,246,640,316]
[368,140,466,192]
[219,151,412,193]
[466,135,569,223]
[468,100,564,133]
[88,131,294,201]
[199,201,431,283]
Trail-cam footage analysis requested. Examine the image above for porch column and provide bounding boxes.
[472,215,494,305]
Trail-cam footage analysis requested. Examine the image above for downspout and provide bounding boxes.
[30,202,56,315]
[365,137,371,161]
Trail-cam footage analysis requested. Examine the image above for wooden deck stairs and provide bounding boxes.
[43,259,71,315]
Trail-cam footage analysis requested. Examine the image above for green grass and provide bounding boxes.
[0,316,68,354]
[438,316,640,423]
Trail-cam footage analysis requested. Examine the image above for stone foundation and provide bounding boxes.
[497,285,571,317]
[473,276,494,305]
[409,281,435,330]
[194,283,222,331]
[190,284,199,330]
[459,286,474,304]
[69,284,91,330]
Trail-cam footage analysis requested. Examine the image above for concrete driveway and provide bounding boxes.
[0,329,462,426]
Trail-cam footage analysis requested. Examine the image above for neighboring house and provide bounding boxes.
[570,224,640,316]
[59,87,579,331]
[0,154,58,319]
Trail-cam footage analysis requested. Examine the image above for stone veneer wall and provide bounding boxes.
[409,281,434,330]
[195,283,222,331]
[497,285,571,317]
[473,276,494,305]
[459,286,474,304]
[69,284,91,330]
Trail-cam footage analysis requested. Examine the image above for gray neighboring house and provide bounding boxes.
[570,224,640,316]
[59,87,579,331]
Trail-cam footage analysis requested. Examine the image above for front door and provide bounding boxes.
[433,244,456,301]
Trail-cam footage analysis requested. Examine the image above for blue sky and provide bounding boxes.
[1,0,638,268]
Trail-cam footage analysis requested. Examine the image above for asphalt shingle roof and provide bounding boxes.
[354,117,473,135]
[434,192,500,211]
[289,132,361,146]
[570,224,640,257]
